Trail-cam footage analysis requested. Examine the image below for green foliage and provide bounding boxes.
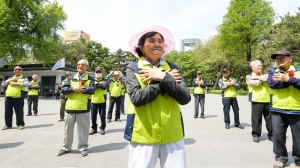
[0,0,67,65]
[237,89,248,95]
[218,0,274,64]
[239,82,248,91]
[209,90,223,94]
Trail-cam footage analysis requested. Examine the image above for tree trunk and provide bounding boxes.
[247,50,252,74]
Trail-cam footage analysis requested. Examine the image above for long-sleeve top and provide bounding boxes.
[218,77,239,91]
[246,74,268,87]
[126,63,191,107]
[192,78,206,88]
[2,76,29,87]
[267,69,300,90]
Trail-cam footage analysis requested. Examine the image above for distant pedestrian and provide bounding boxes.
[218,69,244,129]
[2,66,29,130]
[267,50,300,168]
[90,67,108,135]
[55,83,60,100]
[26,74,40,116]
[57,59,95,157]
[193,71,206,119]
[246,60,272,143]
[58,71,72,122]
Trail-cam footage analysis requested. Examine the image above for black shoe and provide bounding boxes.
[34,114,37,116]
[268,136,273,141]
[26,114,32,116]
[200,115,205,119]
[194,116,197,119]
[253,137,260,143]
[225,125,230,129]
[115,119,121,122]
[57,149,69,156]
[235,125,244,129]
[107,119,111,123]
[89,129,97,135]
[100,129,105,135]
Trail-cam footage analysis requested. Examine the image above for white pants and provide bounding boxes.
[128,139,186,168]
[62,113,90,151]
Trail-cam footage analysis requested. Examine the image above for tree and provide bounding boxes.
[218,0,274,72]
[0,0,67,65]
[111,49,137,73]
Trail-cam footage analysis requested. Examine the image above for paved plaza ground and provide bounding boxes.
[0,94,297,168]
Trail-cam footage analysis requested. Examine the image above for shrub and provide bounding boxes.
[239,82,248,91]
[237,89,248,95]
[209,90,222,94]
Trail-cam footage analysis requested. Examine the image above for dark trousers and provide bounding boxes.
[91,102,106,130]
[55,93,60,100]
[59,98,67,119]
[194,94,205,117]
[5,97,25,127]
[272,112,300,164]
[251,102,272,138]
[107,96,121,120]
[27,95,39,115]
[222,98,240,126]
[120,95,125,114]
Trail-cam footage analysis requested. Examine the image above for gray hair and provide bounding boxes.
[78,59,89,66]
[32,74,38,78]
[250,60,262,68]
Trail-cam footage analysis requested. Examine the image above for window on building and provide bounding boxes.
[41,76,56,86]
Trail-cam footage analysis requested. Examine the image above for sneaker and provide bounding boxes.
[19,126,25,130]
[26,114,32,116]
[253,137,260,143]
[57,149,69,156]
[100,129,105,135]
[81,150,88,157]
[115,119,121,122]
[2,126,11,130]
[200,115,205,119]
[107,119,111,123]
[295,162,300,167]
[225,125,230,129]
[235,125,244,129]
[273,161,285,168]
[89,129,97,135]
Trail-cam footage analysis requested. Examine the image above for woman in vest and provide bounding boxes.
[125,26,191,168]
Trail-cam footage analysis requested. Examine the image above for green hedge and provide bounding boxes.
[209,89,248,96]
[209,90,223,94]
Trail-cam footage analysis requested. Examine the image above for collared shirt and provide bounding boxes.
[78,72,86,80]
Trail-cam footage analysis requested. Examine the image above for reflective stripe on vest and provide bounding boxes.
[65,73,91,111]
[194,78,204,94]
[127,57,184,144]
[271,65,300,110]
[5,75,25,97]
[91,77,107,103]
[247,73,270,102]
[28,81,39,96]
[222,77,236,97]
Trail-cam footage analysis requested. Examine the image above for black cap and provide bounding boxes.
[65,71,72,76]
[271,50,291,59]
[222,69,230,72]
[197,71,202,74]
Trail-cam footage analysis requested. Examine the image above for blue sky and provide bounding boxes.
[54,0,300,52]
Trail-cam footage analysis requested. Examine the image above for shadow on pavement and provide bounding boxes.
[38,113,56,116]
[0,142,24,149]
[105,128,124,133]
[239,122,251,127]
[89,142,128,153]
[26,124,54,129]
[184,138,196,145]
[204,115,218,118]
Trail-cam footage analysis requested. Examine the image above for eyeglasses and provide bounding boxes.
[95,71,102,73]
[14,69,22,71]
[77,64,87,66]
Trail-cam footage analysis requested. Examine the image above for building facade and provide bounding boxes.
[64,30,90,43]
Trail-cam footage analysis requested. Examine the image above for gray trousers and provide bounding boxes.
[194,94,205,117]
[62,112,90,151]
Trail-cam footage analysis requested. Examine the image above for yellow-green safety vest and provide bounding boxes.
[247,73,270,102]
[5,75,25,98]
[127,57,184,144]
[28,81,39,96]
[194,78,204,94]
[65,73,92,111]
[109,79,122,97]
[271,65,300,110]
[91,77,107,104]
[222,77,237,98]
